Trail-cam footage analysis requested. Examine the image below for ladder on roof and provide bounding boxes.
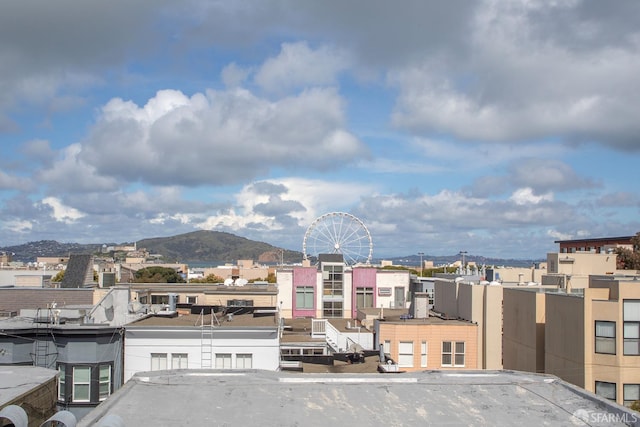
[200,309,213,369]
[31,307,58,369]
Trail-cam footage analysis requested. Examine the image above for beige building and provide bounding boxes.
[503,275,640,407]
[544,251,617,289]
[545,275,640,406]
[130,283,278,308]
[502,287,546,374]
[201,260,274,282]
[375,314,478,372]
[433,279,504,369]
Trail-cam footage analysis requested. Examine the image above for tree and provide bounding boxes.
[189,274,225,283]
[52,270,65,282]
[616,232,640,270]
[133,266,185,283]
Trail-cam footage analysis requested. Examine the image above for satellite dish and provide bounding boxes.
[489,281,501,286]
[103,294,114,310]
[479,280,490,286]
[224,278,234,286]
[235,278,248,287]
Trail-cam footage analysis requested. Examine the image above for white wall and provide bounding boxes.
[375,271,410,308]
[124,328,280,382]
[276,270,293,318]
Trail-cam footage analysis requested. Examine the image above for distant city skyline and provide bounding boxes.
[1,2,639,259]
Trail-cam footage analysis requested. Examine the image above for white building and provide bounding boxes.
[124,312,280,382]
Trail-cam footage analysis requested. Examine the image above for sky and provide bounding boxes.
[1,0,640,260]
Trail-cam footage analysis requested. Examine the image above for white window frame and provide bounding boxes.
[295,286,314,309]
[72,366,91,403]
[421,341,428,368]
[442,341,453,367]
[98,365,111,401]
[624,300,640,355]
[172,353,188,369]
[215,353,232,369]
[151,353,168,371]
[236,353,253,369]
[454,341,465,367]
[57,364,66,402]
[398,341,414,367]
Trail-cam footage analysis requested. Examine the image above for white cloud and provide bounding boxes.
[2,219,33,233]
[510,188,554,206]
[41,197,85,223]
[254,42,350,94]
[58,87,368,189]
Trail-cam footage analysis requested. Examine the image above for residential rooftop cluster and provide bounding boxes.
[1,235,640,425]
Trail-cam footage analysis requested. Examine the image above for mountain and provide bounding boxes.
[137,230,302,263]
[0,240,104,263]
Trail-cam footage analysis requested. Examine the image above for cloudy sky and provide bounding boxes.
[1,0,639,260]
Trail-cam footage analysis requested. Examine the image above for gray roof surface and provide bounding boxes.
[78,370,639,426]
[0,366,58,406]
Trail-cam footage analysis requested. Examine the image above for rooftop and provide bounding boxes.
[126,312,279,328]
[0,366,58,406]
[77,370,638,426]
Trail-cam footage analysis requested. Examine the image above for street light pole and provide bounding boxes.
[459,251,468,273]
[418,252,424,277]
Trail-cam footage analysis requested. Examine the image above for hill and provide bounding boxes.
[137,230,302,263]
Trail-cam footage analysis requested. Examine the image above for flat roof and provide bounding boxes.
[126,312,279,328]
[554,236,634,244]
[77,370,637,426]
[0,366,58,406]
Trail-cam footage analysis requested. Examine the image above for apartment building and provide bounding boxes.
[129,283,278,308]
[124,311,280,382]
[375,314,478,372]
[545,275,640,406]
[433,278,504,369]
[503,275,640,407]
[277,255,411,319]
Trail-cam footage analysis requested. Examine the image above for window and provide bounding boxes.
[398,341,414,367]
[172,353,188,369]
[99,365,111,401]
[236,354,252,369]
[595,321,616,354]
[454,342,465,366]
[323,265,343,296]
[442,341,465,367]
[356,287,374,309]
[595,381,616,401]
[322,300,343,318]
[72,366,91,402]
[151,353,167,371]
[624,300,640,355]
[215,353,232,369]
[296,286,314,309]
[151,295,169,304]
[383,340,391,354]
[186,296,197,304]
[58,364,66,402]
[624,384,640,406]
[421,341,428,368]
[442,341,452,366]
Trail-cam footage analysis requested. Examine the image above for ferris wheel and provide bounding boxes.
[302,212,373,265]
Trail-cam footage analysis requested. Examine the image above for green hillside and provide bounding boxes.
[137,230,302,263]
